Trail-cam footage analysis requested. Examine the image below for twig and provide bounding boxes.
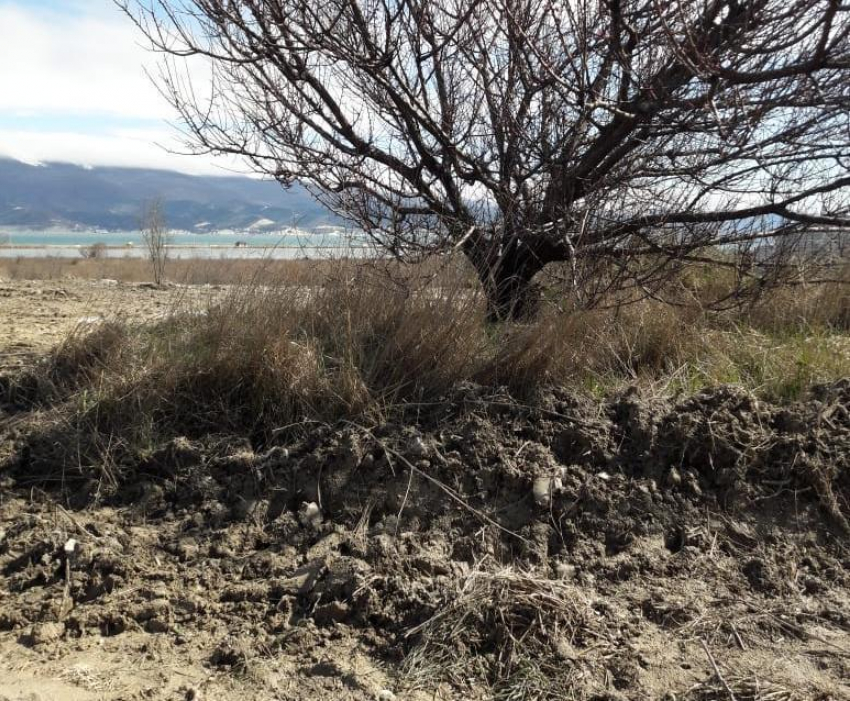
[730,624,747,651]
[700,638,738,701]
[53,503,103,541]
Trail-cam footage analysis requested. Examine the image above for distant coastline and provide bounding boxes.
[0,227,370,259]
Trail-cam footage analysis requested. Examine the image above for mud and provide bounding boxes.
[1,379,849,699]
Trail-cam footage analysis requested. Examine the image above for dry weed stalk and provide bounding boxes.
[688,673,802,701]
[403,566,607,700]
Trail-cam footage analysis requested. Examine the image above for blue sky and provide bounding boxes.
[0,0,229,174]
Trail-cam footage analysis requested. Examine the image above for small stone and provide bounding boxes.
[666,468,682,488]
[299,502,324,529]
[64,538,78,555]
[29,622,65,646]
[532,477,553,507]
[407,436,428,459]
[377,691,397,701]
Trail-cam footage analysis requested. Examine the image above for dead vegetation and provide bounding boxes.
[0,257,847,499]
[403,566,607,700]
[1,258,849,700]
[8,257,850,420]
[0,254,328,285]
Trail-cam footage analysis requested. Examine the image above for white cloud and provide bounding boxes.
[0,127,246,176]
[0,1,232,175]
[0,2,168,119]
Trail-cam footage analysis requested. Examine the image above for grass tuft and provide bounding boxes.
[6,256,849,486]
[403,566,605,701]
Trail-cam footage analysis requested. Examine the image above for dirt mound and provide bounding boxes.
[1,383,849,699]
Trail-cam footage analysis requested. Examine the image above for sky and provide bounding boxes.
[0,0,234,175]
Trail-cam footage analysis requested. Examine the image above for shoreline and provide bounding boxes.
[0,243,372,260]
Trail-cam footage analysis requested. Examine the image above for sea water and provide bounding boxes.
[0,229,371,259]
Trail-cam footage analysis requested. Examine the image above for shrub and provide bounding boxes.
[79,242,107,259]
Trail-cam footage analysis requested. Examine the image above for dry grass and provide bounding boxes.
[403,565,608,701]
[687,673,803,701]
[0,255,326,285]
[0,252,473,287]
[4,255,849,483]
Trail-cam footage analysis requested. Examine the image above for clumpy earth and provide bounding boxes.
[1,374,849,700]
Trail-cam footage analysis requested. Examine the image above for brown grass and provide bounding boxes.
[403,565,606,700]
[0,252,473,287]
[5,255,849,478]
[0,255,326,285]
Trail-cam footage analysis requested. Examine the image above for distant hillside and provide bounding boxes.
[0,158,340,232]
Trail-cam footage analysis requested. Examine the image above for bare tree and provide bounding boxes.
[119,0,849,319]
[80,242,107,260]
[142,198,170,286]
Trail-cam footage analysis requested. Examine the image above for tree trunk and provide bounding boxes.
[486,268,542,321]
[473,254,544,322]
[461,228,548,322]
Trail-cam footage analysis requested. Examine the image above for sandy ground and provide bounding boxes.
[1,278,849,701]
[0,279,219,364]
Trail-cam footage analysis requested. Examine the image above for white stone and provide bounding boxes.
[299,502,324,528]
[532,477,553,507]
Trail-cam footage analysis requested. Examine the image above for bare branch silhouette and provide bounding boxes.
[118,0,849,318]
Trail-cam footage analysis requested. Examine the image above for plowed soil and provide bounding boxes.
[0,281,849,701]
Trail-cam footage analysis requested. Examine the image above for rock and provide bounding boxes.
[377,691,397,701]
[29,622,65,646]
[407,436,429,459]
[666,467,682,488]
[532,476,554,507]
[299,502,324,529]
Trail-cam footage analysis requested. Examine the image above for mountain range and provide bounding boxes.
[0,158,340,232]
